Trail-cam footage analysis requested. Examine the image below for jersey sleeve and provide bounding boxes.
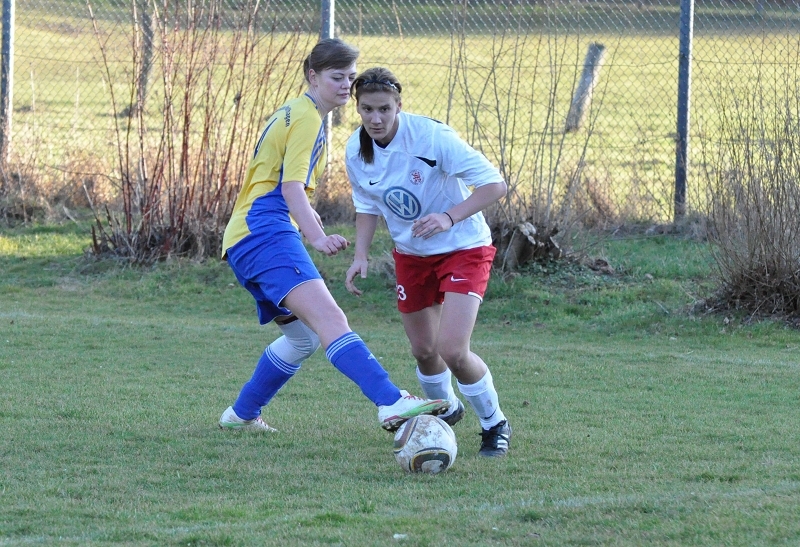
[435,124,503,188]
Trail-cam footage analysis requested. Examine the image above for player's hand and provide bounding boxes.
[345,259,369,296]
[311,234,349,256]
[412,213,452,239]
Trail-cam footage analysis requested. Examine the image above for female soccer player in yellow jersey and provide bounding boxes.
[344,67,511,457]
[218,40,449,434]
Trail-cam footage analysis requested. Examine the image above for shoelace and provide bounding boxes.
[253,416,276,431]
[481,424,508,446]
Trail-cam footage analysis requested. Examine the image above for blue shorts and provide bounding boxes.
[225,226,322,325]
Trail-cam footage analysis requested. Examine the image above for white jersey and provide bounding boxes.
[345,112,504,257]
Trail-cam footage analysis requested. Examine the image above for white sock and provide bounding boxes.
[458,370,506,430]
[416,367,460,414]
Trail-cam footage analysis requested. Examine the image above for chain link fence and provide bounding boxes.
[3,0,800,225]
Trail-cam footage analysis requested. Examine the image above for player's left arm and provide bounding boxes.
[412,183,506,239]
[412,127,507,239]
[443,181,507,226]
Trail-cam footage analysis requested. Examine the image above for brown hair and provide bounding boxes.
[303,38,359,82]
[350,67,403,164]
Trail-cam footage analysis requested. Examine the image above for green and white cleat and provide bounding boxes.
[219,406,277,433]
[378,390,450,432]
[440,399,466,427]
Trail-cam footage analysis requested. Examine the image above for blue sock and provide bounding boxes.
[325,332,400,406]
[233,346,300,420]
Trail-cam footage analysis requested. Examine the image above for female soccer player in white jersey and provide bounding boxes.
[218,41,449,434]
[344,67,511,457]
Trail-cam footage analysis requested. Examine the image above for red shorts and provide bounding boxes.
[392,245,496,314]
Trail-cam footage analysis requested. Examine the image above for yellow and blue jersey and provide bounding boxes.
[222,94,326,257]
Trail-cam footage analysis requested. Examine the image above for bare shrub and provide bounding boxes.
[701,67,800,321]
[315,160,356,226]
[566,170,619,229]
[86,0,311,263]
[445,19,615,270]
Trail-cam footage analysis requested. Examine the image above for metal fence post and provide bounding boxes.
[0,0,15,167]
[675,0,695,220]
[320,0,333,39]
[320,0,334,157]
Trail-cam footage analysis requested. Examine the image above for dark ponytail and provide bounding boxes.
[359,126,374,164]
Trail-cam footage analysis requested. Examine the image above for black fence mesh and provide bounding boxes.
[4,0,800,222]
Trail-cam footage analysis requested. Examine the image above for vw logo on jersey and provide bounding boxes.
[383,186,422,220]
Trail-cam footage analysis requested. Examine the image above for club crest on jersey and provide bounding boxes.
[383,187,422,220]
[409,170,424,185]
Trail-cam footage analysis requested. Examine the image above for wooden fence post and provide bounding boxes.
[565,42,606,133]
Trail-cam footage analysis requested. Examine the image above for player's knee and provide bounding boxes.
[281,319,321,359]
[290,330,320,359]
[438,346,469,370]
[410,344,438,365]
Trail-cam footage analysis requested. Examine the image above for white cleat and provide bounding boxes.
[378,390,450,432]
[219,406,277,433]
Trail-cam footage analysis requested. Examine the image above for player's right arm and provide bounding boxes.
[282,181,349,256]
[345,212,379,296]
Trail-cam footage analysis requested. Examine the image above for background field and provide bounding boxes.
[10,0,800,222]
[2,220,800,545]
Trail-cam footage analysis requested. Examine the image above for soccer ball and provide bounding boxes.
[393,414,457,474]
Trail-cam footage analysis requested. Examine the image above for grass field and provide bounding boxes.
[2,219,800,545]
